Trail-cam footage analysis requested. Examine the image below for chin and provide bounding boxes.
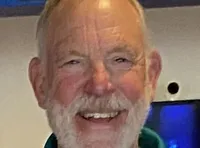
[76,122,125,148]
[78,133,119,148]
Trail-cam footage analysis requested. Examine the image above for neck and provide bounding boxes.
[132,143,139,148]
[57,140,140,148]
[57,144,62,148]
[58,146,139,148]
[131,136,140,148]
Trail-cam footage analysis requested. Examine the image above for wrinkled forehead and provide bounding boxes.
[48,0,142,33]
[46,0,145,55]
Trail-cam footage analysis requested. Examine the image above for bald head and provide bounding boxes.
[37,0,148,59]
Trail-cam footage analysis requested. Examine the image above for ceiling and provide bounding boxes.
[0,0,200,17]
[0,0,45,7]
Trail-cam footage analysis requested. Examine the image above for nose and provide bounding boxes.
[84,62,115,97]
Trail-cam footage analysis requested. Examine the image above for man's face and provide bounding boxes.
[29,0,161,148]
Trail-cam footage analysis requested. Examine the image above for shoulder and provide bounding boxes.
[139,127,166,148]
[44,134,57,148]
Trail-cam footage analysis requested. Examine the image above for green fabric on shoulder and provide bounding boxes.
[44,127,165,148]
[139,128,166,148]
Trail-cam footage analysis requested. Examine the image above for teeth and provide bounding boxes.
[82,112,119,119]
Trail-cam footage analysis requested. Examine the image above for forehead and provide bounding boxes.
[46,0,145,56]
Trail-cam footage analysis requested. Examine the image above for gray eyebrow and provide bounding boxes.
[107,44,137,57]
[54,49,88,64]
[106,44,145,64]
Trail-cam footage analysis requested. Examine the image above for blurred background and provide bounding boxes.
[0,0,200,148]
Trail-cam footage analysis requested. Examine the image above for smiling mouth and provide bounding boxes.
[75,110,128,131]
[79,111,121,122]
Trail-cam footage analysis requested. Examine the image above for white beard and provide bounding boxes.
[46,90,150,148]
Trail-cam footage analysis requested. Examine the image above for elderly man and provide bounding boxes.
[29,0,164,148]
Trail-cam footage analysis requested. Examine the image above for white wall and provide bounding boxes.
[145,6,200,101]
[0,16,51,148]
[0,6,200,148]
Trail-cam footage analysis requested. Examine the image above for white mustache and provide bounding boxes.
[64,93,133,116]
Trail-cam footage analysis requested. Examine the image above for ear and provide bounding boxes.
[28,57,47,109]
[147,50,162,100]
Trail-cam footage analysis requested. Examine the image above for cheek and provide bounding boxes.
[117,71,145,103]
[49,71,86,106]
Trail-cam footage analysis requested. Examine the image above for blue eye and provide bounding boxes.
[59,60,81,68]
[110,57,133,70]
[66,60,80,65]
[114,57,129,63]
[58,58,86,71]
